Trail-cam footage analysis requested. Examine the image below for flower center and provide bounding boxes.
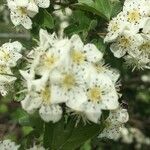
[41,87,51,104]
[111,22,119,32]
[71,50,85,64]
[127,9,141,23]
[0,50,11,61]
[41,53,57,69]
[17,7,27,15]
[139,42,150,54]
[118,36,131,48]
[87,87,102,103]
[62,74,76,89]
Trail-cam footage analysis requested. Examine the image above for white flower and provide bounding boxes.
[50,65,88,112]
[104,12,127,42]
[110,31,143,58]
[0,65,16,96]
[28,29,70,75]
[105,0,150,70]
[92,61,120,84]
[123,0,150,17]
[7,0,50,29]
[30,0,50,9]
[20,72,63,123]
[125,54,150,70]
[69,34,103,65]
[0,140,20,150]
[80,71,119,123]
[27,145,45,150]
[27,0,50,17]
[0,41,22,67]
[0,41,22,96]
[98,107,129,140]
[7,0,33,29]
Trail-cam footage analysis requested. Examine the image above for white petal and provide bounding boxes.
[110,43,126,58]
[110,108,129,124]
[27,2,39,18]
[0,75,16,83]
[83,103,102,123]
[12,41,22,52]
[104,68,120,84]
[14,0,29,7]
[19,70,34,82]
[83,44,103,62]
[66,89,87,111]
[70,34,84,50]
[21,16,32,29]
[39,29,55,49]
[21,95,42,114]
[39,104,62,123]
[98,124,122,140]
[35,0,50,8]
[10,11,21,26]
[104,32,119,43]
[51,85,67,104]
[143,18,150,34]
[101,89,119,110]
[0,139,20,150]
[7,0,17,10]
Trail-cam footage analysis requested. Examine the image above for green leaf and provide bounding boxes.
[60,123,100,150]
[43,118,102,150]
[77,0,122,20]
[42,10,54,29]
[65,10,97,38]
[33,9,54,29]
[94,0,111,20]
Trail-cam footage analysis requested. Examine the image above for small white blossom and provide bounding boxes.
[98,107,129,140]
[69,34,103,66]
[20,71,63,122]
[0,41,22,67]
[105,0,150,70]
[79,70,119,123]
[110,31,143,58]
[0,65,16,96]
[50,65,88,112]
[7,0,33,29]
[27,0,50,17]
[0,41,22,96]
[7,0,50,29]
[0,140,20,150]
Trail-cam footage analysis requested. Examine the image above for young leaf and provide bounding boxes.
[77,0,122,20]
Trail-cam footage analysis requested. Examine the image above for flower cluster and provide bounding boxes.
[98,107,129,140]
[7,0,50,29]
[0,140,45,150]
[120,127,150,149]
[0,140,20,150]
[20,29,125,124]
[0,41,22,96]
[105,0,150,70]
